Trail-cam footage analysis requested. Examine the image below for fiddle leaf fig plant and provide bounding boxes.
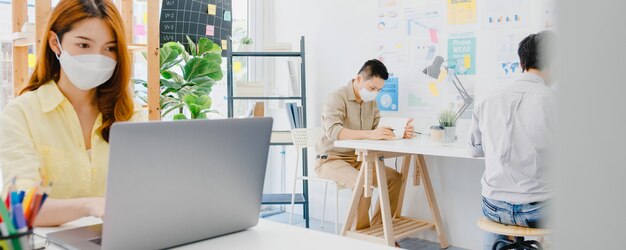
[135,35,223,120]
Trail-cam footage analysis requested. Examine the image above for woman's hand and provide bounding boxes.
[403,118,415,139]
[83,197,105,219]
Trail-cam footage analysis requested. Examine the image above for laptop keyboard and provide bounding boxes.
[89,237,103,245]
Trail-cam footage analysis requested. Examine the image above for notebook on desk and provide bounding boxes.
[379,117,410,140]
[47,118,273,250]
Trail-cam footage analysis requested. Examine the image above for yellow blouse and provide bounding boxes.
[0,81,147,198]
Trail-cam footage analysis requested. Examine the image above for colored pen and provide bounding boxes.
[27,193,43,229]
[0,195,19,250]
[22,187,36,220]
[0,215,11,250]
[12,203,27,250]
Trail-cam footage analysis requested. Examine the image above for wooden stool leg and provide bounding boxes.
[394,155,411,218]
[341,163,366,235]
[416,154,449,248]
[375,155,396,246]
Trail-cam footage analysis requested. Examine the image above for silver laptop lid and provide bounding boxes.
[102,118,273,250]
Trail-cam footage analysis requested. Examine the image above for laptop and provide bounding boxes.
[48,118,273,250]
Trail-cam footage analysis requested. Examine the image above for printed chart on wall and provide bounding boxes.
[447,0,477,25]
[483,0,529,28]
[496,33,524,80]
[160,0,233,56]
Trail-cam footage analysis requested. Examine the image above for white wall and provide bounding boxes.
[269,1,554,249]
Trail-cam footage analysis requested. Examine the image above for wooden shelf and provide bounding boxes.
[128,43,147,51]
[345,217,434,243]
[270,131,292,145]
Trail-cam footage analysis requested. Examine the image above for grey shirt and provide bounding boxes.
[469,73,556,204]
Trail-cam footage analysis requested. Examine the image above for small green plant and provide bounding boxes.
[438,110,456,127]
[241,37,253,45]
[135,35,223,120]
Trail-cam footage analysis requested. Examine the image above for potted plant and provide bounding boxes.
[135,35,223,120]
[437,110,457,143]
[239,37,253,52]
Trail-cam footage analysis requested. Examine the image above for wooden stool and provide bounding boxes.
[477,218,550,250]
[342,151,448,248]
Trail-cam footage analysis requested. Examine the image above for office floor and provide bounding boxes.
[265,211,468,250]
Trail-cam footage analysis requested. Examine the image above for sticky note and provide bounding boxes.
[208,4,217,15]
[464,54,471,69]
[143,12,148,24]
[27,53,36,68]
[437,69,447,83]
[134,24,146,36]
[221,40,228,50]
[395,43,403,49]
[428,82,440,97]
[429,29,439,43]
[233,61,242,73]
[205,25,215,36]
[224,10,232,21]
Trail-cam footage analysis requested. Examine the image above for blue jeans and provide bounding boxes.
[482,197,547,250]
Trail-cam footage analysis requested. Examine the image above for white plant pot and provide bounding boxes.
[443,126,456,143]
[239,44,253,52]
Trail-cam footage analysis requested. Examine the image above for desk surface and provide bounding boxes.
[334,135,482,159]
[35,218,394,250]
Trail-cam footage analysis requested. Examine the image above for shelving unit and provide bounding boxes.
[226,36,310,228]
[11,0,161,120]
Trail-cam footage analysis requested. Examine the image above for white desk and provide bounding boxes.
[334,136,478,159]
[35,218,394,250]
[334,136,482,247]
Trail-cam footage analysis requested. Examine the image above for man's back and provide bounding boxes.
[470,73,556,204]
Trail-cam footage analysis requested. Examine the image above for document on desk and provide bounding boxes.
[379,117,410,140]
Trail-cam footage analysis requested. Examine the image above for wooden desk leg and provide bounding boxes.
[416,154,449,249]
[394,155,411,218]
[413,156,421,186]
[375,155,396,246]
[363,161,372,198]
[341,161,366,235]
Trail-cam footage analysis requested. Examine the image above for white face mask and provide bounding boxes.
[359,83,379,103]
[55,34,117,90]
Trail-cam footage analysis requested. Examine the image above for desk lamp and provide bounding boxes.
[422,56,473,124]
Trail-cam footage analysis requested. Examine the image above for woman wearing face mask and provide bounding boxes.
[0,0,146,226]
[315,59,413,243]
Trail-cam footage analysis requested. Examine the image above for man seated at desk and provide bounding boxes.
[468,31,556,250]
[316,59,414,231]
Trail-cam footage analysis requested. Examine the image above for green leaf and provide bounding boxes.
[183,58,211,81]
[160,79,182,90]
[185,35,197,56]
[210,43,222,54]
[163,41,185,55]
[162,103,185,117]
[206,62,223,81]
[159,46,179,70]
[203,53,222,64]
[197,95,212,110]
[161,70,174,79]
[197,38,215,55]
[173,113,188,120]
[183,93,198,105]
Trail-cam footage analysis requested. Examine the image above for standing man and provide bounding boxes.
[469,31,556,250]
[316,59,414,232]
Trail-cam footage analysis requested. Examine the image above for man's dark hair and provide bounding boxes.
[518,30,555,72]
[357,59,389,81]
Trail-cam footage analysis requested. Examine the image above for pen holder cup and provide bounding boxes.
[0,230,35,250]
